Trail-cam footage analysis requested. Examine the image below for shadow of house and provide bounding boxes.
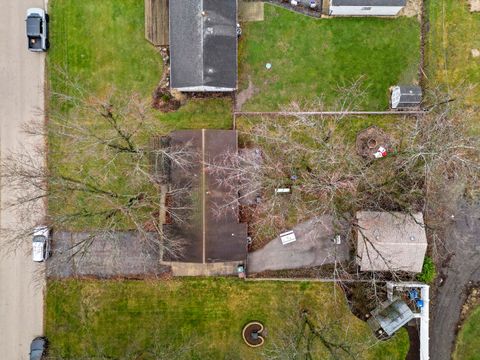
[162,130,248,267]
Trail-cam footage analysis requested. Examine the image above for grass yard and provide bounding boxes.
[426,0,480,106]
[454,305,480,360]
[47,0,233,231]
[238,4,420,111]
[46,279,409,360]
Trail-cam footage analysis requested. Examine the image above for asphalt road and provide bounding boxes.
[0,0,46,359]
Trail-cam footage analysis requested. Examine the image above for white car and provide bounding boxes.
[26,8,49,52]
[32,226,51,262]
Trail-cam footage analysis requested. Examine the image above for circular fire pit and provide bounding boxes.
[242,321,265,347]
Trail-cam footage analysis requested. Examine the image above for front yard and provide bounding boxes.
[47,0,233,231]
[238,4,421,111]
[46,279,409,359]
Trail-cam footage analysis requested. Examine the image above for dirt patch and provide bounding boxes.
[459,285,480,325]
[235,78,257,111]
[152,86,182,112]
[471,49,480,58]
[355,126,393,160]
[239,1,265,21]
[398,0,422,20]
[469,0,480,12]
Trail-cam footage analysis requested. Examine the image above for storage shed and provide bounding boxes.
[391,85,422,109]
[356,211,427,273]
[329,0,406,16]
[169,0,238,91]
[367,298,415,336]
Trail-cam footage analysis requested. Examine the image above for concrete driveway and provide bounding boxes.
[0,0,46,359]
[247,216,351,273]
[47,232,169,278]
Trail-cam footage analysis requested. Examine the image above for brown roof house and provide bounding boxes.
[162,130,247,269]
[356,211,427,273]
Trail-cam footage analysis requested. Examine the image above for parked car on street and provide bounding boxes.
[32,226,51,262]
[26,8,48,52]
[30,336,47,360]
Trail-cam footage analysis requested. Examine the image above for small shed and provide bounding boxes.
[367,298,415,336]
[391,85,422,109]
[356,211,427,273]
[329,0,406,16]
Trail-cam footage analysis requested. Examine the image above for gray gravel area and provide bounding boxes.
[47,231,169,278]
[430,201,480,360]
[247,216,351,273]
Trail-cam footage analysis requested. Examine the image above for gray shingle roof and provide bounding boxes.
[169,0,237,91]
[331,0,406,6]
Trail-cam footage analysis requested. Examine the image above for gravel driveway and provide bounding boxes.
[430,201,480,360]
[247,216,350,273]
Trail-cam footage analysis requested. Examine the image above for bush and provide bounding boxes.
[417,256,436,284]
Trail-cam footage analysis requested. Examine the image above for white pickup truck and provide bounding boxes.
[26,8,49,52]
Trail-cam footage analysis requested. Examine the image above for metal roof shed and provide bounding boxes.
[391,85,422,109]
[367,299,415,336]
[169,0,238,92]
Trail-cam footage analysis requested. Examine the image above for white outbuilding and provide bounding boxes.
[329,0,406,16]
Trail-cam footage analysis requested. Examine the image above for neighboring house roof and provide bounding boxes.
[331,0,406,6]
[169,0,237,91]
[367,299,415,336]
[356,211,427,272]
[164,130,247,263]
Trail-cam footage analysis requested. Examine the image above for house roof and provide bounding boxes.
[331,0,406,6]
[169,0,237,91]
[356,211,427,272]
[164,130,247,263]
[368,299,415,336]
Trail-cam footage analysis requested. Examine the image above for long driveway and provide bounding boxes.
[0,0,46,359]
[430,201,480,360]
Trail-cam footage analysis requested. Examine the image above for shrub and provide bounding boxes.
[417,256,436,284]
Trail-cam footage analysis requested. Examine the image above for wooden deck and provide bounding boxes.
[145,0,169,46]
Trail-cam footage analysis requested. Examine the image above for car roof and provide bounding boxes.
[30,338,46,360]
[26,17,41,36]
[32,241,44,261]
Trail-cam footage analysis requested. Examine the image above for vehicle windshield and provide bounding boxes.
[33,235,45,243]
[27,16,42,36]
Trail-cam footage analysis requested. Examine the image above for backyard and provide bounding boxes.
[46,278,409,360]
[454,305,480,360]
[238,4,421,111]
[426,0,480,109]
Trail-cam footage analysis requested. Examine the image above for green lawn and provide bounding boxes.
[47,0,232,231]
[238,4,420,111]
[454,305,480,360]
[46,279,409,360]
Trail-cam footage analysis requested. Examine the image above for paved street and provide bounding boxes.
[0,0,46,359]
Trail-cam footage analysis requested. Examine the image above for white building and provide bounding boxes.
[329,0,406,16]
